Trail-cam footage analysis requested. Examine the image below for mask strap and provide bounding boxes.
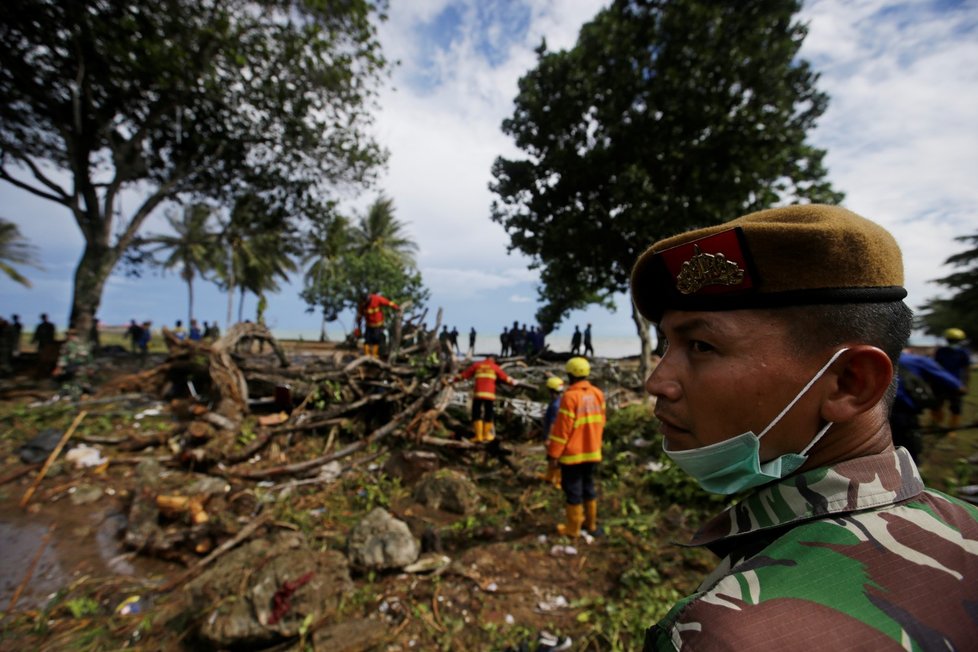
[757,347,850,439]
[800,420,834,456]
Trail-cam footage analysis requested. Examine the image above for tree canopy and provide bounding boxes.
[490,0,842,367]
[917,232,978,341]
[0,0,389,338]
[302,197,428,336]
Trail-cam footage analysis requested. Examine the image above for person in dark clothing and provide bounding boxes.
[469,327,477,354]
[932,328,971,431]
[32,313,58,377]
[584,323,594,356]
[570,325,582,355]
[449,327,460,354]
[500,327,509,357]
[11,314,22,356]
[125,319,143,353]
[892,351,965,462]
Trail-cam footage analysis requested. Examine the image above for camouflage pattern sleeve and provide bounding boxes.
[646,448,978,651]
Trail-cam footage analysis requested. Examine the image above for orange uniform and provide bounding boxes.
[361,293,398,328]
[459,358,513,400]
[547,380,605,465]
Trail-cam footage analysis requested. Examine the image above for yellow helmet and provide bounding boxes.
[945,327,966,342]
[546,376,565,391]
[565,356,590,378]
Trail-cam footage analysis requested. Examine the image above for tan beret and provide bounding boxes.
[630,204,906,322]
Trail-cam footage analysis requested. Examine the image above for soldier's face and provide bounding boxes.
[646,309,827,460]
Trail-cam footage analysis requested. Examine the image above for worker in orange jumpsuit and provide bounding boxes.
[356,293,400,358]
[457,357,520,443]
[547,357,605,537]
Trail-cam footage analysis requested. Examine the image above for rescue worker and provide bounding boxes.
[539,376,565,488]
[630,204,978,650]
[356,292,400,358]
[547,357,605,537]
[457,356,519,443]
[932,327,971,431]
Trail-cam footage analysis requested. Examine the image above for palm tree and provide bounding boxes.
[217,194,298,325]
[351,196,418,268]
[0,218,41,287]
[140,204,220,324]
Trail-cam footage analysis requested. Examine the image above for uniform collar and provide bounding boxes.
[686,447,924,548]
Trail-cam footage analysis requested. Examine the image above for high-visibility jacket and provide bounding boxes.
[459,358,513,401]
[361,294,398,328]
[547,380,605,465]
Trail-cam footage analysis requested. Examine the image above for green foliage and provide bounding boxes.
[301,196,429,325]
[917,232,978,339]
[65,597,100,618]
[0,0,389,336]
[490,0,842,334]
[0,218,41,287]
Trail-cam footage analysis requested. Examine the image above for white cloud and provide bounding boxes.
[509,294,533,303]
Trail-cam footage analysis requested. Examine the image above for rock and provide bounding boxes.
[312,618,388,652]
[134,458,163,485]
[186,532,352,648]
[346,507,420,571]
[185,475,230,496]
[383,450,439,484]
[403,553,451,574]
[413,469,481,515]
[69,484,104,505]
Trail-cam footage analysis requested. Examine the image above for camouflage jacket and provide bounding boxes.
[645,447,978,650]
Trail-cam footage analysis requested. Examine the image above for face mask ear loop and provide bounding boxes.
[800,420,834,456]
[757,347,850,439]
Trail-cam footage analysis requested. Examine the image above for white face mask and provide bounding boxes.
[663,347,850,494]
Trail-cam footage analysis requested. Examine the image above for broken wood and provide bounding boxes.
[156,512,272,593]
[20,410,88,509]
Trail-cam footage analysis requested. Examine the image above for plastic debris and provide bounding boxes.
[538,630,573,651]
[484,581,499,592]
[549,545,578,556]
[644,460,666,472]
[134,407,162,420]
[535,596,569,612]
[504,613,515,625]
[65,444,106,468]
[115,595,147,616]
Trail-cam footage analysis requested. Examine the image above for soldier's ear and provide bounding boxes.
[819,346,893,423]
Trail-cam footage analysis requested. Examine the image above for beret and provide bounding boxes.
[630,204,907,323]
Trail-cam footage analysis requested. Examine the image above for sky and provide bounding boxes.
[2,0,977,355]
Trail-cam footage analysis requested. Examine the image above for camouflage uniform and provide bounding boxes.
[56,338,94,399]
[644,447,978,650]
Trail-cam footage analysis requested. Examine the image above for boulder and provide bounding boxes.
[186,531,352,648]
[413,469,481,515]
[346,507,420,571]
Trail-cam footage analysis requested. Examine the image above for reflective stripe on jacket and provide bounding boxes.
[362,294,397,327]
[459,359,513,401]
[547,380,605,465]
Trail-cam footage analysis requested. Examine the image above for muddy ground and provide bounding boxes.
[0,340,975,651]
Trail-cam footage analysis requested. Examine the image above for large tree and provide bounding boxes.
[301,199,428,334]
[0,0,388,340]
[917,232,978,340]
[490,0,842,374]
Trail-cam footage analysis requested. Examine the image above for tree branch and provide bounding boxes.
[0,164,71,206]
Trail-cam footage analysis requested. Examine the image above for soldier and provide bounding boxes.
[630,205,978,650]
[53,327,94,399]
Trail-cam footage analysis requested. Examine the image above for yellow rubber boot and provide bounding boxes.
[371,344,380,358]
[363,344,371,357]
[584,499,598,533]
[484,422,495,442]
[556,504,584,537]
[546,465,562,489]
[473,420,484,443]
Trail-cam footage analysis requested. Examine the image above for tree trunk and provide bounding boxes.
[69,241,118,343]
[186,276,195,326]
[630,301,654,390]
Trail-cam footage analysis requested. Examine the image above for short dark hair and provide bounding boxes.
[771,302,912,365]
[767,302,912,408]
